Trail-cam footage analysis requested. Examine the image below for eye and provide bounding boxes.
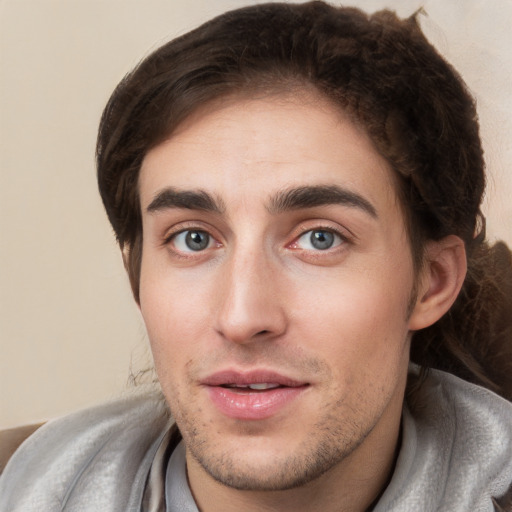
[295,229,343,251]
[171,229,213,252]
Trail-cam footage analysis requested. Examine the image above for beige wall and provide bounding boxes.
[1,0,511,428]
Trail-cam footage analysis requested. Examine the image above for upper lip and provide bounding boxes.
[201,369,307,388]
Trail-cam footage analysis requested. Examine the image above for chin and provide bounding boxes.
[184,422,364,492]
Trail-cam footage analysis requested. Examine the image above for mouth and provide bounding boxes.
[202,369,307,387]
[202,370,309,420]
[221,382,284,392]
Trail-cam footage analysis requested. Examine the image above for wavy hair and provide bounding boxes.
[96,1,512,399]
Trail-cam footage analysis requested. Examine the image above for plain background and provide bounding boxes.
[1,0,511,428]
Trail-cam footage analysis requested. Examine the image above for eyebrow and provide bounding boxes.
[146,187,225,214]
[146,184,377,219]
[268,185,378,218]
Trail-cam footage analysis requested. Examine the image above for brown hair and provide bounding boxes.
[96,1,512,399]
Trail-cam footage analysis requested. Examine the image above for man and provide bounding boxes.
[1,2,512,511]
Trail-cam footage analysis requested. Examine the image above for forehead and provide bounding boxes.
[139,92,398,216]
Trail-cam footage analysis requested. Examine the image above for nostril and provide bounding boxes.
[256,330,269,336]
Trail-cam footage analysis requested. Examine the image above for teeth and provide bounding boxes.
[248,383,280,390]
[224,383,281,390]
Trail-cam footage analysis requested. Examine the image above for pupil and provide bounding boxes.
[311,230,334,250]
[186,231,209,251]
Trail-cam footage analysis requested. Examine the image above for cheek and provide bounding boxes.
[139,257,217,371]
[298,277,412,410]
[291,260,413,363]
[139,236,233,396]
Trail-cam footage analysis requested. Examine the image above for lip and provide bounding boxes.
[202,369,309,420]
[202,369,306,387]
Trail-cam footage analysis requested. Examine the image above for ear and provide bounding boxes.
[408,235,467,331]
[121,243,142,308]
[121,244,130,273]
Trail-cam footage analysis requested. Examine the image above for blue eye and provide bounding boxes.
[296,229,342,250]
[172,230,212,252]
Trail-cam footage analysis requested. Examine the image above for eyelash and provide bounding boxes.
[162,223,352,259]
[163,222,221,258]
[290,226,348,252]
[168,229,216,253]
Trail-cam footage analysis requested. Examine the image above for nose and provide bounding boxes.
[214,247,287,344]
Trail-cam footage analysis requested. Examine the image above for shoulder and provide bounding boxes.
[379,367,512,512]
[412,367,512,441]
[421,369,512,510]
[0,388,171,512]
[0,423,44,474]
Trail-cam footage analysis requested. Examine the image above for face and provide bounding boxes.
[138,92,416,493]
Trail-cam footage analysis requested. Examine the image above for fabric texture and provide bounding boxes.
[373,369,512,511]
[0,423,44,474]
[0,369,511,511]
[0,389,171,512]
[165,442,198,512]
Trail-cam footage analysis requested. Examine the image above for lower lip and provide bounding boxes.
[206,386,307,420]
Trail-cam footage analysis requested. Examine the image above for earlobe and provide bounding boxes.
[121,244,130,273]
[408,235,467,331]
[121,243,142,308]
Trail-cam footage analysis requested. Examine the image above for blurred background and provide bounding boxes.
[1,0,511,428]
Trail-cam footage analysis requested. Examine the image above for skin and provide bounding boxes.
[137,92,461,512]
